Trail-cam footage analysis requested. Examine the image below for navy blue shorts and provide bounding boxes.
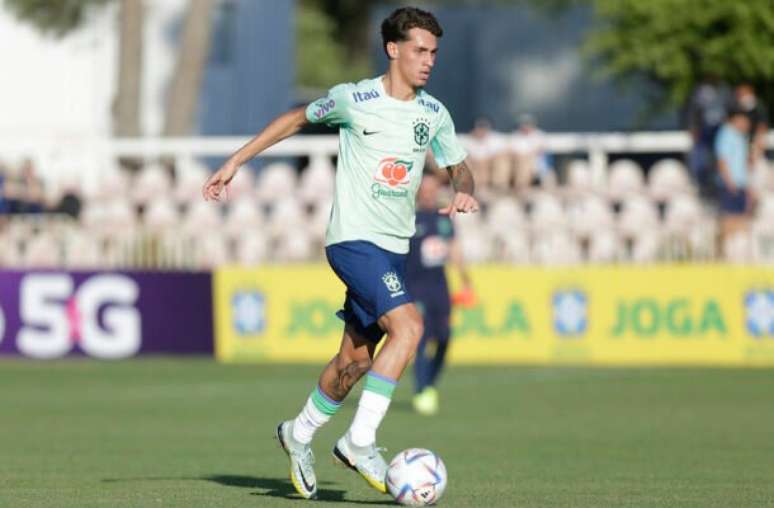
[720,188,747,215]
[325,241,414,342]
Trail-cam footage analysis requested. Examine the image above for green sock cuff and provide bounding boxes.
[311,385,341,416]
[364,371,397,398]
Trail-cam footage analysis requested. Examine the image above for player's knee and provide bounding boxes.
[393,315,424,348]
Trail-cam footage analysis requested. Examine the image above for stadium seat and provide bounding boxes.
[173,161,209,204]
[191,232,230,268]
[723,231,753,263]
[532,230,581,265]
[298,157,335,205]
[486,196,527,241]
[607,159,645,200]
[24,233,61,268]
[274,230,314,262]
[648,158,692,202]
[183,200,222,233]
[235,231,269,265]
[268,197,306,238]
[256,162,298,204]
[631,229,661,263]
[588,229,620,263]
[529,192,565,231]
[143,198,180,231]
[224,197,265,237]
[132,163,172,205]
[564,159,594,196]
[308,198,333,241]
[63,231,103,268]
[567,195,614,239]
[226,167,256,202]
[618,195,659,238]
[500,231,530,264]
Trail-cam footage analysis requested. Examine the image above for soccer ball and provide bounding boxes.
[386,448,447,506]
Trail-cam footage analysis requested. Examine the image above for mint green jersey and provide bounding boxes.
[305,76,467,254]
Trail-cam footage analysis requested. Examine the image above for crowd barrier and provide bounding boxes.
[3,266,773,365]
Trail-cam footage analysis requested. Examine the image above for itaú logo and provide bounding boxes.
[17,274,141,359]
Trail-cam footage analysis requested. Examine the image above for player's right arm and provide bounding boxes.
[203,106,309,201]
[203,84,352,201]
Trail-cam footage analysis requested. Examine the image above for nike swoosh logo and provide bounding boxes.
[298,466,315,493]
[362,129,379,136]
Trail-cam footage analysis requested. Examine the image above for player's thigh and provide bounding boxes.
[377,302,424,343]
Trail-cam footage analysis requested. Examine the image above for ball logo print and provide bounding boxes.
[744,290,774,338]
[16,274,141,359]
[386,448,447,506]
[374,157,413,188]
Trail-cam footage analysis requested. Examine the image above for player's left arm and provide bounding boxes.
[439,159,479,217]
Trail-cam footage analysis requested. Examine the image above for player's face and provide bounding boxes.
[394,28,438,88]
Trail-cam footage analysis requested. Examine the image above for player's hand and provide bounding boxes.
[439,192,479,218]
[202,163,238,201]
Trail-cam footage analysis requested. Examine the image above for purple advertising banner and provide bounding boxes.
[0,271,213,359]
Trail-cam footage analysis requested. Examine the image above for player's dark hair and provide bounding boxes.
[381,7,443,58]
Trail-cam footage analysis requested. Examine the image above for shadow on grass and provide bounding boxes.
[103,474,394,505]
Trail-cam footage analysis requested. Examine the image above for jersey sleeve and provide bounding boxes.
[430,107,468,167]
[305,83,352,127]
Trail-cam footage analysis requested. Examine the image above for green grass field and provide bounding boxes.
[1,359,773,507]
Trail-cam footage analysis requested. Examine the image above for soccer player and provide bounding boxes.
[202,6,478,499]
[406,170,472,416]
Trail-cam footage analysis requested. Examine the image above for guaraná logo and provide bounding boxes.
[374,157,413,188]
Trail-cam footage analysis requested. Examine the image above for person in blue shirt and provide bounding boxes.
[714,106,752,251]
[406,170,472,415]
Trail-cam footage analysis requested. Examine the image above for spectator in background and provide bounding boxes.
[734,83,769,169]
[715,107,753,253]
[0,161,7,214]
[406,171,472,416]
[464,117,506,196]
[52,178,83,220]
[685,77,733,199]
[508,113,551,191]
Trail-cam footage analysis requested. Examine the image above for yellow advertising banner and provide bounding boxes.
[214,265,774,365]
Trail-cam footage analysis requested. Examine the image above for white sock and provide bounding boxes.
[292,386,341,445]
[348,389,392,447]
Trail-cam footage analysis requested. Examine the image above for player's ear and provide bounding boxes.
[386,41,399,60]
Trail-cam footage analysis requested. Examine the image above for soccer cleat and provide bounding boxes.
[412,386,439,416]
[332,433,388,494]
[275,420,317,499]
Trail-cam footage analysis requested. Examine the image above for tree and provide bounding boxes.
[5,0,143,137]
[162,0,216,136]
[584,0,774,115]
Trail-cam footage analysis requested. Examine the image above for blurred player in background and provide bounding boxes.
[203,6,478,500]
[406,170,473,416]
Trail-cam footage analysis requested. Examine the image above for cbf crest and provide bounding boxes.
[413,118,430,147]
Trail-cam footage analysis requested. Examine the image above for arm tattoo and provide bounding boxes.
[446,160,475,195]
